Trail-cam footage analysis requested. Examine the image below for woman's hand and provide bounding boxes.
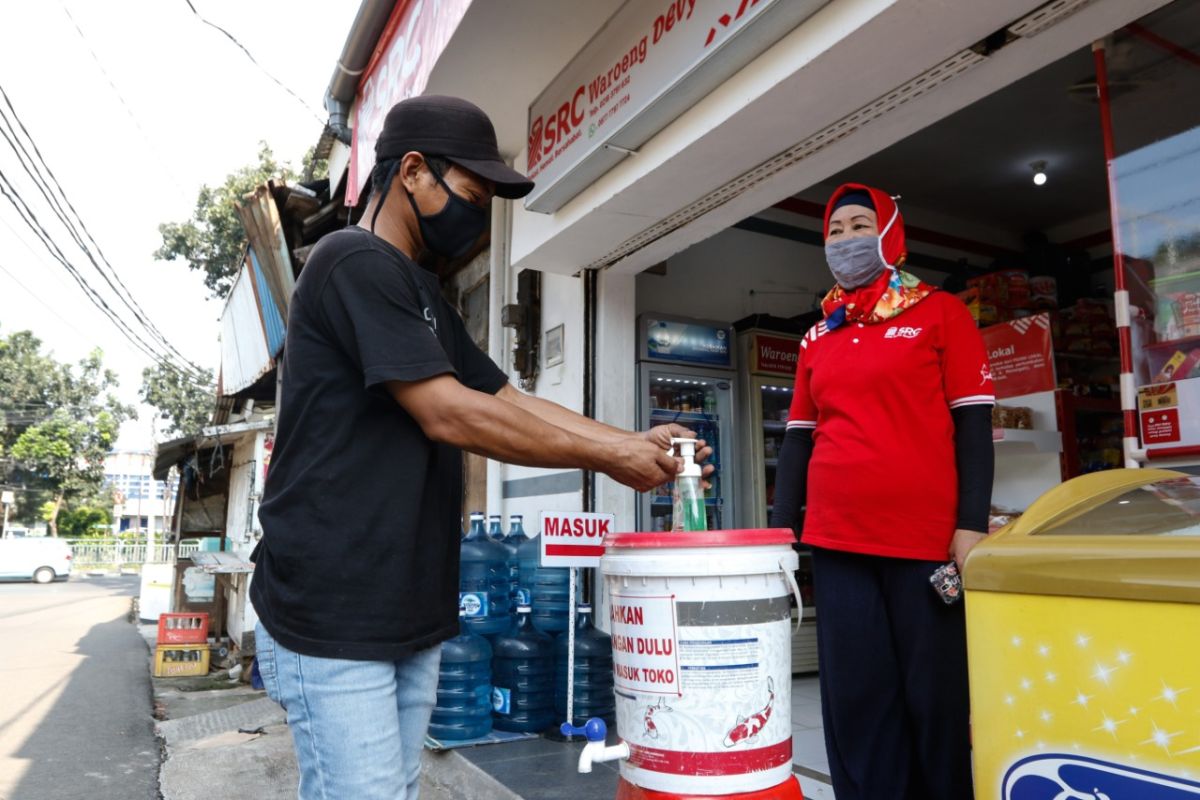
[950,529,987,573]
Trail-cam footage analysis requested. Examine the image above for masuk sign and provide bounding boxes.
[540,511,614,567]
[524,0,829,213]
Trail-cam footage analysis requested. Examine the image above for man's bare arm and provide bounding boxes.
[386,375,677,492]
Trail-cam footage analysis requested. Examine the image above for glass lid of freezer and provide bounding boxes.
[965,470,1200,603]
[1034,476,1200,538]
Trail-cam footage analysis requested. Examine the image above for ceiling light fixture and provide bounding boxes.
[1031,160,1048,187]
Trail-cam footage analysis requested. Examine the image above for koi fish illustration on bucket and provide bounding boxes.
[723,677,775,748]
[643,697,672,740]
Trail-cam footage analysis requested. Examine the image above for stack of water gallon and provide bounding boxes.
[432,512,612,740]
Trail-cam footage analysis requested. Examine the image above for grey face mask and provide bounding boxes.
[825,236,888,289]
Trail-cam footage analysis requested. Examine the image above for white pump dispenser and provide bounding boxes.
[668,438,706,532]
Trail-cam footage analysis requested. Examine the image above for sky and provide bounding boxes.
[0,0,362,451]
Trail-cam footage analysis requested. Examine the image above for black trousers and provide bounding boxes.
[811,546,974,800]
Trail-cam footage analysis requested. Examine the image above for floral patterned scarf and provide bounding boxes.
[820,267,937,331]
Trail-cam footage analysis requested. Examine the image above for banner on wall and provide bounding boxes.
[347,0,473,206]
[981,313,1055,399]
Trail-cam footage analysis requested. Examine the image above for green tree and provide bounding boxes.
[55,505,112,538]
[1,334,133,535]
[0,330,70,451]
[301,145,329,183]
[156,142,294,298]
[140,362,216,439]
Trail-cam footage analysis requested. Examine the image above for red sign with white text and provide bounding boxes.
[1142,407,1181,445]
[347,0,472,206]
[539,511,614,567]
[751,333,802,377]
[981,313,1055,399]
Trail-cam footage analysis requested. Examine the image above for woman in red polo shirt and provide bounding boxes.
[771,183,994,800]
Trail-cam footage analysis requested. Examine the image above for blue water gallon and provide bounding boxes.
[554,604,615,726]
[487,514,504,541]
[459,512,512,636]
[497,514,524,606]
[428,613,493,741]
[515,529,540,607]
[491,604,555,733]
[530,563,572,634]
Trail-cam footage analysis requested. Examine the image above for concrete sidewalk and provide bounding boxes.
[142,625,833,799]
[142,626,522,800]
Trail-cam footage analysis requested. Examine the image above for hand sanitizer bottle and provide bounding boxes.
[669,438,707,532]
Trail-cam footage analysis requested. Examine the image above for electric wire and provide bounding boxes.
[0,114,207,380]
[183,0,325,124]
[0,85,208,377]
[0,213,211,386]
[0,258,94,342]
[0,169,173,369]
[0,170,211,386]
[56,0,190,201]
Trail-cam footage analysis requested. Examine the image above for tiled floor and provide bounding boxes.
[458,675,836,799]
[791,675,835,799]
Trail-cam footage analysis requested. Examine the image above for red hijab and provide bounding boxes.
[819,183,934,329]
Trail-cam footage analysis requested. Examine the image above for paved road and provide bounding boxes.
[0,574,159,800]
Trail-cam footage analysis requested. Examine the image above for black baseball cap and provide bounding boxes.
[375,95,534,199]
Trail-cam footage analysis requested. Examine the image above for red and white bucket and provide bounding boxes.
[601,530,802,797]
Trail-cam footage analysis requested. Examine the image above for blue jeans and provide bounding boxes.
[255,622,442,800]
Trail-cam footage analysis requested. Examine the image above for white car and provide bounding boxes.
[0,536,73,583]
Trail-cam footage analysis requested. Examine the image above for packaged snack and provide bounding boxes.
[1011,407,1033,430]
[1154,349,1200,383]
[1030,275,1057,303]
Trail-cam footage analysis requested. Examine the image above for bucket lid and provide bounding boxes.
[604,529,796,549]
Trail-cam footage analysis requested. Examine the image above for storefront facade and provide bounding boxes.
[324,0,1197,537]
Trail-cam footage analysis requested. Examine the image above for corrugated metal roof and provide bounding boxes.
[249,247,286,356]
[220,263,273,395]
[235,183,295,319]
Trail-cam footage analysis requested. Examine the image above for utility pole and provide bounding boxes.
[1,490,13,538]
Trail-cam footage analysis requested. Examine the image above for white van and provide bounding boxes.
[0,537,73,583]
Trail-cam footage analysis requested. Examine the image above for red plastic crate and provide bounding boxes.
[157,612,209,645]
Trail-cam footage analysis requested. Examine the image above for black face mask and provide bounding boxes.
[404,165,488,261]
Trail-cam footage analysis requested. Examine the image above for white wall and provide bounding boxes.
[596,272,638,532]
[637,227,828,323]
[634,192,1013,326]
[496,270,588,529]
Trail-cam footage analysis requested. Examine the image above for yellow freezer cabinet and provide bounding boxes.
[963,468,1200,800]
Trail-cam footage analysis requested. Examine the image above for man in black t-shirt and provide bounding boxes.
[250,96,706,800]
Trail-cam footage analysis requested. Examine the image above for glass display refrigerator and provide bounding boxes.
[736,326,818,672]
[636,314,738,533]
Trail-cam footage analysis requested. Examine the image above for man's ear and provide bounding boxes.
[398,151,425,193]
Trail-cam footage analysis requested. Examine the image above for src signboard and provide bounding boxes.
[524,0,829,212]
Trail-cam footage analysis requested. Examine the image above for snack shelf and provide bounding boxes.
[992,428,1063,453]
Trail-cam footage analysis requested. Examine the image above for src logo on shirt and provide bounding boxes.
[980,363,994,385]
[884,326,923,339]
